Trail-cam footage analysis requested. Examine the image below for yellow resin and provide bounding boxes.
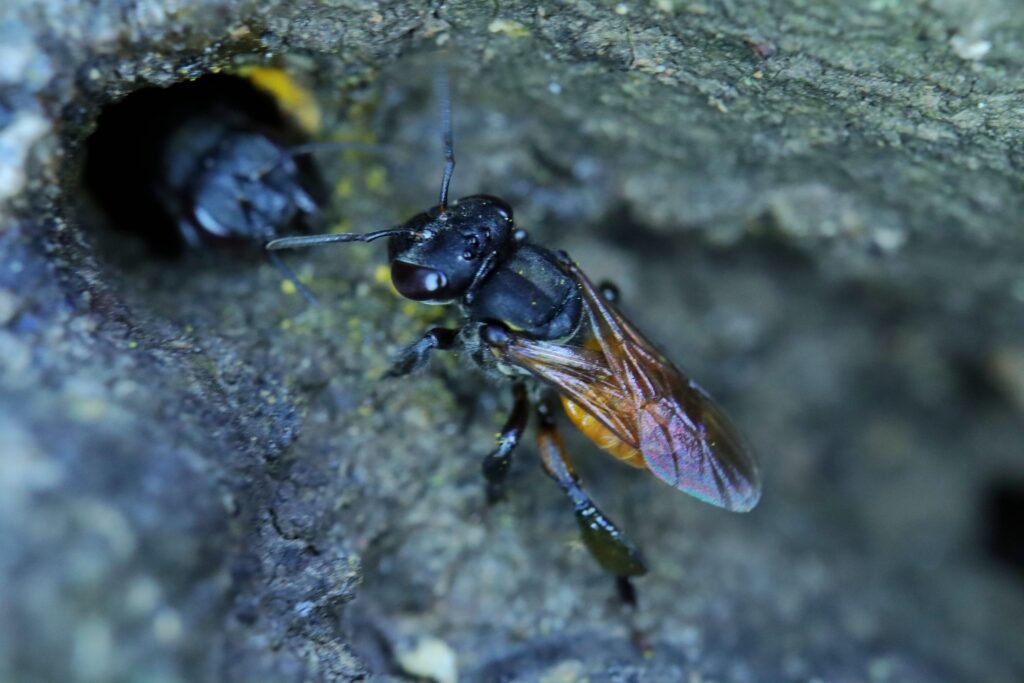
[240,66,322,134]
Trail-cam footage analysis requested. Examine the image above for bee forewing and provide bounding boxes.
[496,259,762,512]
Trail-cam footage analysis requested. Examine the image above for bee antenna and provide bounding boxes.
[286,140,387,158]
[436,68,455,213]
[248,141,389,182]
[266,227,413,250]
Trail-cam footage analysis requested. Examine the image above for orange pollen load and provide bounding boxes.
[560,397,646,469]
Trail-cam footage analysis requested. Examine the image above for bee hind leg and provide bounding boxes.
[481,382,529,503]
[384,327,459,378]
[534,398,647,592]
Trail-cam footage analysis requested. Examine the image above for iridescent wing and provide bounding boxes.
[492,260,761,512]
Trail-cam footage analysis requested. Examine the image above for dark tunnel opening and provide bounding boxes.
[82,72,327,258]
[984,480,1024,579]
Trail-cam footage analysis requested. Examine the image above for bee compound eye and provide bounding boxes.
[488,196,513,222]
[390,260,449,301]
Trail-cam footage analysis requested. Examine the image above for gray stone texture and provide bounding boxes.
[1,1,1022,681]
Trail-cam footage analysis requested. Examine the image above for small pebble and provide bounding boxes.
[950,35,992,61]
[394,636,458,683]
[0,289,20,325]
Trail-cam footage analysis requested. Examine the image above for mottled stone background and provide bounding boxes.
[1,1,1022,681]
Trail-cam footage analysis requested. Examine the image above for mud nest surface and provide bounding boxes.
[2,1,1023,682]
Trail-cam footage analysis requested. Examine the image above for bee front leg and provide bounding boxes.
[481,382,529,503]
[535,398,647,599]
[384,327,459,378]
[266,250,320,307]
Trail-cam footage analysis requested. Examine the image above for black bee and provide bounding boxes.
[268,79,761,604]
[83,72,328,302]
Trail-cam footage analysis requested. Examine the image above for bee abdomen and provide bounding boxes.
[561,397,645,468]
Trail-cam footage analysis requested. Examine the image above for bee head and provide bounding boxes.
[388,195,517,303]
[187,131,321,241]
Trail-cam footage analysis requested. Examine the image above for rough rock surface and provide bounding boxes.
[1,1,1022,681]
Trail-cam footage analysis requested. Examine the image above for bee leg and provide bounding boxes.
[174,217,204,250]
[535,398,647,583]
[596,280,621,304]
[481,382,529,503]
[266,250,320,307]
[384,327,459,378]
